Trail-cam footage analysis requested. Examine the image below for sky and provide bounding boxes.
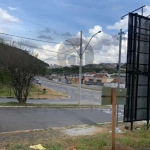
[0,0,150,66]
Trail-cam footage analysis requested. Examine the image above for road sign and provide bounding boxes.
[101,87,126,150]
[101,87,127,105]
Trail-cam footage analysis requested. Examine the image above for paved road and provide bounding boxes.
[40,77,102,105]
[0,107,123,132]
[0,77,102,105]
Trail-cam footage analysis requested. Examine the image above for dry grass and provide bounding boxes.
[29,84,67,99]
[0,122,149,150]
[0,84,67,99]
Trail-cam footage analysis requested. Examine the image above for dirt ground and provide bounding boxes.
[0,122,147,150]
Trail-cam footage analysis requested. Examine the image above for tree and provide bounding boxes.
[0,41,46,103]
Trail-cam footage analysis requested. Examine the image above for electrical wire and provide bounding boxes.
[1,32,121,62]
[91,35,118,46]
[0,32,60,44]
[0,32,74,46]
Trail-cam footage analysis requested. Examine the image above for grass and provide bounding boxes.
[0,101,107,108]
[0,84,67,99]
[0,123,150,150]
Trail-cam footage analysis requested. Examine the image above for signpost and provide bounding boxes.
[101,87,126,150]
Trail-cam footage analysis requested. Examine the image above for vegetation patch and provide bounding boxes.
[0,84,67,99]
[0,123,149,150]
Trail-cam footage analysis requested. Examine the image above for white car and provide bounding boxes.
[35,79,42,85]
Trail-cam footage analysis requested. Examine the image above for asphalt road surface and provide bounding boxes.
[40,77,102,105]
[0,107,123,132]
[0,78,124,132]
[0,77,102,105]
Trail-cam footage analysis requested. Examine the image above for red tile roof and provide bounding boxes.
[93,74,107,78]
[111,79,124,84]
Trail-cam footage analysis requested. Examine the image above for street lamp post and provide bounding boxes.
[66,31,101,105]
[78,30,101,105]
[116,29,124,133]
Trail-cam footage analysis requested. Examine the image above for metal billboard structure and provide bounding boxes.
[124,13,150,130]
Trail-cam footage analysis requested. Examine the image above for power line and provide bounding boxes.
[4,39,78,55]
[0,32,60,44]
[44,47,79,61]
[0,32,119,48]
[93,35,118,46]
[2,33,120,59]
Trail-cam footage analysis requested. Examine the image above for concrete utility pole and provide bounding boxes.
[78,30,101,105]
[78,31,82,106]
[116,29,124,133]
[65,31,101,106]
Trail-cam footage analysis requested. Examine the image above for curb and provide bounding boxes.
[0,128,45,135]
[0,121,123,135]
[0,97,49,100]
[0,105,106,108]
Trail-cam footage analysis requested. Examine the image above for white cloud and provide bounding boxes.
[76,31,86,40]
[89,25,102,35]
[33,44,61,65]
[85,25,127,64]
[36,25,127,65]
[143,5,150,16]
[106,5,150,31]
[106,17,128,31]
[8,7,17,11]
[0,8,19,24]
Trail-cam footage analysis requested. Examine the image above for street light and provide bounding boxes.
[65,31,101,105]
[82,31,101,54]
[65,40,80,55]
[78,30,101,105]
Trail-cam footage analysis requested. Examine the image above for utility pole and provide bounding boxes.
[65,31,101,106]
[116,29,123,133]
[78,31,82,106]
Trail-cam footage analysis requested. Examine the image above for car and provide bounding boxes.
[35,79,42,85]
[86,82,91,85]
[66,81,72,84]
[38,80,42,85]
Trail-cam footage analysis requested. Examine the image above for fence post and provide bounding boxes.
[111,88,116,150]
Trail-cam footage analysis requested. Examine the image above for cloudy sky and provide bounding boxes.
[0,0,150,66]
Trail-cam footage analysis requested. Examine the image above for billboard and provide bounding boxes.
[124,13,150,127]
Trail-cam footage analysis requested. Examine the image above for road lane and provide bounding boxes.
[0,107,123,132]
[40,78,102,105]
[0,77,102,105]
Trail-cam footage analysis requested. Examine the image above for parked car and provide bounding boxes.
[66,81,72,84]
[35,79,42,85]
[86,82,91,85]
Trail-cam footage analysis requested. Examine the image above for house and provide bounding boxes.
[93,73,107,85]
[83,72,96,83]
[100,70,108,74]
[84,72,96,77]
[104,78,125,88]
[86,73,107,85]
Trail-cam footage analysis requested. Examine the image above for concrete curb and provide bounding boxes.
[0,129,45,135]
[1,121,146,135]
[0,97,49,100]
[0,105,106,108]
[0,121,123,135]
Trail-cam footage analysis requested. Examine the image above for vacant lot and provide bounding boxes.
[0,122,149,150]
[0,84,67,99]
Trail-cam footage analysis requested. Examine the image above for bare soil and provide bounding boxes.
[0,122,147,150]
